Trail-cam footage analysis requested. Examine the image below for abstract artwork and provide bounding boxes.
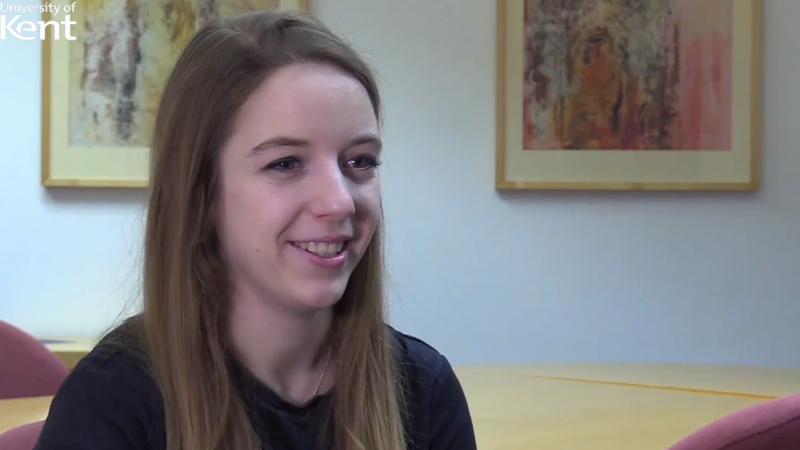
[495,0,761,191]
[41,0,307,188]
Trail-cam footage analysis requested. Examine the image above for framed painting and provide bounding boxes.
[41,0,309,188]
[495,0,762,191]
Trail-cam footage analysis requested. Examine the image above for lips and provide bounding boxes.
[290,240,348,258]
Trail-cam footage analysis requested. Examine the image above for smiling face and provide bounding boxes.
[216,62,382,315]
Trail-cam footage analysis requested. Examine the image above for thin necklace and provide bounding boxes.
[311,345,332,398]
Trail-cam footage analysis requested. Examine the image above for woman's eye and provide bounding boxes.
[265,158,300,172]
[347,155,381,170]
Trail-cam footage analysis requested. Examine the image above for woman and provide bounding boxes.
[33,9,476,450]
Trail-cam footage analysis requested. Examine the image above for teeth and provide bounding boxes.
[294,241,345,257]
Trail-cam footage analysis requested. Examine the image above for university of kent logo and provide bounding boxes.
[0,2,77,40]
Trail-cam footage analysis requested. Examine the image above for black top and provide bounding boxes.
[32,325,477,450]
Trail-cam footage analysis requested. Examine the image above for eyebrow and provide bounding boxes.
[248,133,382,157]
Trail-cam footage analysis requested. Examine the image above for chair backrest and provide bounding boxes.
[0,320,69,399]
[0,420,44,450]
[667,393,800,450]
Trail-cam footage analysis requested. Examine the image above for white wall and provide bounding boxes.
[2,0,799,367]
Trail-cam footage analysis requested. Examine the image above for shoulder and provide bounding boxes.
[66,322,159,398]
[386,326,478,450]
[386,325,461,404]
[65,329,160,406]
[35,324,164,450]
[388,325,450,379]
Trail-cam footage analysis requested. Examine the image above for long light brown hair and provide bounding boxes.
[112,9,406,450]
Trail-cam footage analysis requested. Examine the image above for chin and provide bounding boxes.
[289,280,349,312]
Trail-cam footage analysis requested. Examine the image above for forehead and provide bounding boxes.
[229,62,378,150]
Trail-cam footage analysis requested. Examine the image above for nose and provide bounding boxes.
[307,165,356,221]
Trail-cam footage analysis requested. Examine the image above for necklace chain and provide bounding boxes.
[311,345,332,398]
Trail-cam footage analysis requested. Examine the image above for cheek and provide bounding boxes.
[354,182,381,227]
[219,184,283,253]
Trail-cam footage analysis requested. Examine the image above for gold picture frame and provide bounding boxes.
[495,0,762,191]
[41,0,309,188]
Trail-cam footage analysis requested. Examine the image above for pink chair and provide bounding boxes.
[0,421,44,450]
[0,320,69,399]
[667,393,800,450]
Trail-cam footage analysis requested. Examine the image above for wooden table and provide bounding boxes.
[486,363,800,399]
[454,368,764,450]
[39,337,95,370]
[0,368,776,448]
[0,396,51,435]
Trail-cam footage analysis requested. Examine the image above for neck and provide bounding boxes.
[228,292,335,405]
